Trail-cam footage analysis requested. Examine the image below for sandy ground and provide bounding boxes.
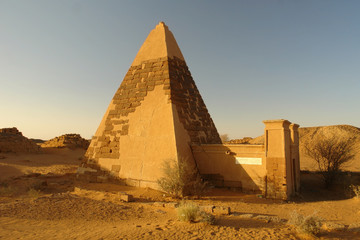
[1,148,360,239]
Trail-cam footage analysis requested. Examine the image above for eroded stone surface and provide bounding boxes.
[82,22,221,188]
[41,134,89,149]
[0,127,40,153]
[85,56,220,161]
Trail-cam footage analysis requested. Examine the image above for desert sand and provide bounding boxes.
[1,147,360,240]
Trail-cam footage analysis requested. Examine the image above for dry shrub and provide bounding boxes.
[0,182,17,197]
[199,210,216,224]
[177,202,199,222]
[27,188,41,198]
[27,179,46,191]
[177,202,215,224]
[189,175,208,198]
[220,134,229,143]
[157,160,183,198]
[305,134,356,188]
[289,211,322,236]
[350,184,360,198]
[157,158,208,198]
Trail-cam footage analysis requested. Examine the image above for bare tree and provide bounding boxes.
[220,134,229,143]
[305,134,356,188]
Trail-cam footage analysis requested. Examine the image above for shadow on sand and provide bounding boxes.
[294,171,360,203]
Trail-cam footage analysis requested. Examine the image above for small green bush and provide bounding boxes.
[289,211,322,236]
[177,202,215,224]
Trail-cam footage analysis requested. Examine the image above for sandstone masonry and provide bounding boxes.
[85,56,220,161]
[41,134,89,149]
[0,127,40,153]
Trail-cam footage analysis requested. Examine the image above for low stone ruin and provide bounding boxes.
[0,127,41,153]
[225,137,254,144]
[41,134,89,149]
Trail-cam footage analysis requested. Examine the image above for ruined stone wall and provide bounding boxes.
[85,56,220,161]
[192,120,301,200]
[41,134,89,149]
[0,128,21,134]
[192,144,266,192]
[0,127,40,153]
[226,137,256,144]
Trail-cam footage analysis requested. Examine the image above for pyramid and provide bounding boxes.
[85,22,221,188]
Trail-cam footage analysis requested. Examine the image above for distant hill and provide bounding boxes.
[41,134,90,149]
[229,125,360,172]
[299,125,360,172]
[0,127,41,153]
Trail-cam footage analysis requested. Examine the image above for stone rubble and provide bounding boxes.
[41,134,89,149]
[0,127,41,153]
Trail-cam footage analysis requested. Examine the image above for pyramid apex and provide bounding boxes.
[157,21,167,27]
[131,22,184,66]
[155,21,169,31]
[155,21,170,31]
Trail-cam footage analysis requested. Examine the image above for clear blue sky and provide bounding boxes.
[1,1,359,140]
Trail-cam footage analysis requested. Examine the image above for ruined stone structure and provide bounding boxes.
[193,120,300,200]
[83,22,221,188]
[41,134,89,149]
[81,22,300,200]
[0,127,40,153]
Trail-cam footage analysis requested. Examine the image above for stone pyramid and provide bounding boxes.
[85,22,221,188]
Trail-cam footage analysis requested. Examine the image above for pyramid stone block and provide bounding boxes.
[85,22,221,188]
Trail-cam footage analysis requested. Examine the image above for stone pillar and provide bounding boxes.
[290,123,300,194]
[263,119,292,200]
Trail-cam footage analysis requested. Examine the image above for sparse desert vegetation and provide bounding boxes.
[177,201,201,222]
[220,134,229,143]
[2,2,360,239]
[176,201,215,224]
[0,147,359,239]
[27,188,42,198]
[305,133,356,187]
[350,184,360,198]
[289,211,322,236]
[0,183,17,197]
[157,158,208,198]
[1,127,360,239]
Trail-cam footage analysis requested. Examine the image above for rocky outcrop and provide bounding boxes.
[0,127,41,153]
[41,134,90,149]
